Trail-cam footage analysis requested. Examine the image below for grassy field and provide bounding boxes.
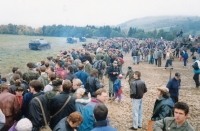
[0,34,97,77]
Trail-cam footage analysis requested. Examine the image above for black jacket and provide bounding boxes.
[151,97,174,121]
[50,92,76,129]
[82,54,92,64]
[130,79,147,99]
[107,65,120,82]
[28,92,50,131]
[53,117,74,131]
[86,76,104,97]
[65,73,76,82]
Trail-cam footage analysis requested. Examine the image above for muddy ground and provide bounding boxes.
[104,52,200,131]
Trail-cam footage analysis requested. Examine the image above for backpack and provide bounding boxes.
[96,61,103,74]
[192,61,199,70]
[118,57,124,64]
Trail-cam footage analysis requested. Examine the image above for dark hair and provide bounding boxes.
[52,79,63,88]
[101,56,104,60]
[94,103,108,121]
[64,62,68,68]
[48,74,56,81]
[161,91,170,98]
[56,61,62,68]
[13,74,21,86]
[174,102,189,115]
[41,60,45,65]
[45,61,49,68]
[29,80,43,92]
[12,67,19,73]
[36,68,41,75]
[0,84,9,93]
[27,62,34,68]
[78,64,84,70]
[90,69,98,77]
[68,66,74,73]
[15,70,22,78]
[48,66,54,73]
[1,77,7,82]
[134,71,141,78]
[62,80,72,93]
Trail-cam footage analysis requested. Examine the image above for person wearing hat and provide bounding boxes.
[166,72,181,103]
[82,59,92,74]
[147,87,174,130]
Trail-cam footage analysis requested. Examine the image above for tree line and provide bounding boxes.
[1,22,200,40]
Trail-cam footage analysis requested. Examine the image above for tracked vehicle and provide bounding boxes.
[29,39,51,50]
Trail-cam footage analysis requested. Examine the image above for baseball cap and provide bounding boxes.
[175,72,181,79]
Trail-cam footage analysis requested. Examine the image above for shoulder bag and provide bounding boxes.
[35,97,52,131]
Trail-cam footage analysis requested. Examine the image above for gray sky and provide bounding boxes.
[0,0,200,28]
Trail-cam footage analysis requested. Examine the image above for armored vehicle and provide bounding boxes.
[79,37,86,42]
[29,39,51,50]
[67,37,77,44]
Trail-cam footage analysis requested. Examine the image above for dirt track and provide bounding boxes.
[105,52,200,131]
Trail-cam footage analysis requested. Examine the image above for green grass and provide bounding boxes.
[0,34,97,76]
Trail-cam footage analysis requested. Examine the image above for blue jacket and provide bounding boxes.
[91,120,117,131]
[182,52,188,59]
[79,98,102,131]
[193,59,200,74]
[198,47,200,54]
[75,70,89,85]
[113,79,121,93]
[166,78,181,97]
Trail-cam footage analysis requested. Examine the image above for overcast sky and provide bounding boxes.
[0,0,200,28]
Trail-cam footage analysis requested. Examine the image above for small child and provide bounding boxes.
[113,74,123,103]
[15,87,24,108]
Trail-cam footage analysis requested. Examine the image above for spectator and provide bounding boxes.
[56,61,66,79]
[153,102,194,131]
[129,71,147,130]
[15,118,32,131]
[9,67,19,85]
[75,64,89,86]
[0,84,20,131]
[50,80,76,129]
[70,78,83,97]
[43,74,56,92]
[166,72,181,103]
[82,59,92,74]
[65,66,76,82]
[38,66,49,87]
[91,103,117,131]
[125,66,134,85]
[53,112,83,131]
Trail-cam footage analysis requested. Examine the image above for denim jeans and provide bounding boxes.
[132,99,143,128]
[183,59,187,66]
[132,56,137,64]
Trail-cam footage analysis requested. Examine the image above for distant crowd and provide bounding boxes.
[0,37,197,131]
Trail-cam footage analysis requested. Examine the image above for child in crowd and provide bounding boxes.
[113,74,123,103]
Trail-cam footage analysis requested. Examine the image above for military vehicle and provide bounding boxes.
[67,37,77,44]
[79,37,86,42]
[29,39,51,50]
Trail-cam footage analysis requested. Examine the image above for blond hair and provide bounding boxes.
[76,88,85,96]
[73,79,82,86]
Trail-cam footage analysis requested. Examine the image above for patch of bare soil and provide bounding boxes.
[105,52,200,131]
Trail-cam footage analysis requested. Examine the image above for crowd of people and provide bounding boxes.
[0,37,197,131]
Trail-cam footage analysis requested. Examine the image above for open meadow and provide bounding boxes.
[0,34,97,76]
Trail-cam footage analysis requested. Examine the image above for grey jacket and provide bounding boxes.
[153,117,195,131]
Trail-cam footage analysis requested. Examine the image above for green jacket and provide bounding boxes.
[84,63,92,74]
[153,117,195,131]
[125,69,134,85]
[96,52,103,60]
[38,73,49,87]
[22,69,40,84]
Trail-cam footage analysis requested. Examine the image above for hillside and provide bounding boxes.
[119,16,200,31]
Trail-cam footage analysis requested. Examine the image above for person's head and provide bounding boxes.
[0,84,10,93]
[13,74,21,86]
[156,87,170,98]
[15,86,24,96]
[72,79,82,90]
[112,61,118,67]
[15,118,32,131]
[76,88,85,99]
[15,70,23,78]
[52,79,63,92]
[29,80,43,94]
[68,59,73,65]
[174,102,189,125]
[78,64,84,70]
[44,61,49,68]
[67,112,83,129]
[56,74,63,80]
[56,61,62,69]
[12,67,19,73]
[134,71,141,79]
[48,74,56,82]
[90,69,98,77]
[62,80,72,93]
[93,103,108,121]
[47,66,54,74]
[175,72,181,80]
[95,88,107,103]
[40,66,46,73]
[27,62,34,69]
[67,66,74,73]
[41,60,45,65]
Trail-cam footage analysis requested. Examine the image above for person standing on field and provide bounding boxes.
[129,71,147,130]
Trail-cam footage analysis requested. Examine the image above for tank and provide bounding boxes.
[29,39,51,50]
[67,37,77,44]
[79,37,86,42]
